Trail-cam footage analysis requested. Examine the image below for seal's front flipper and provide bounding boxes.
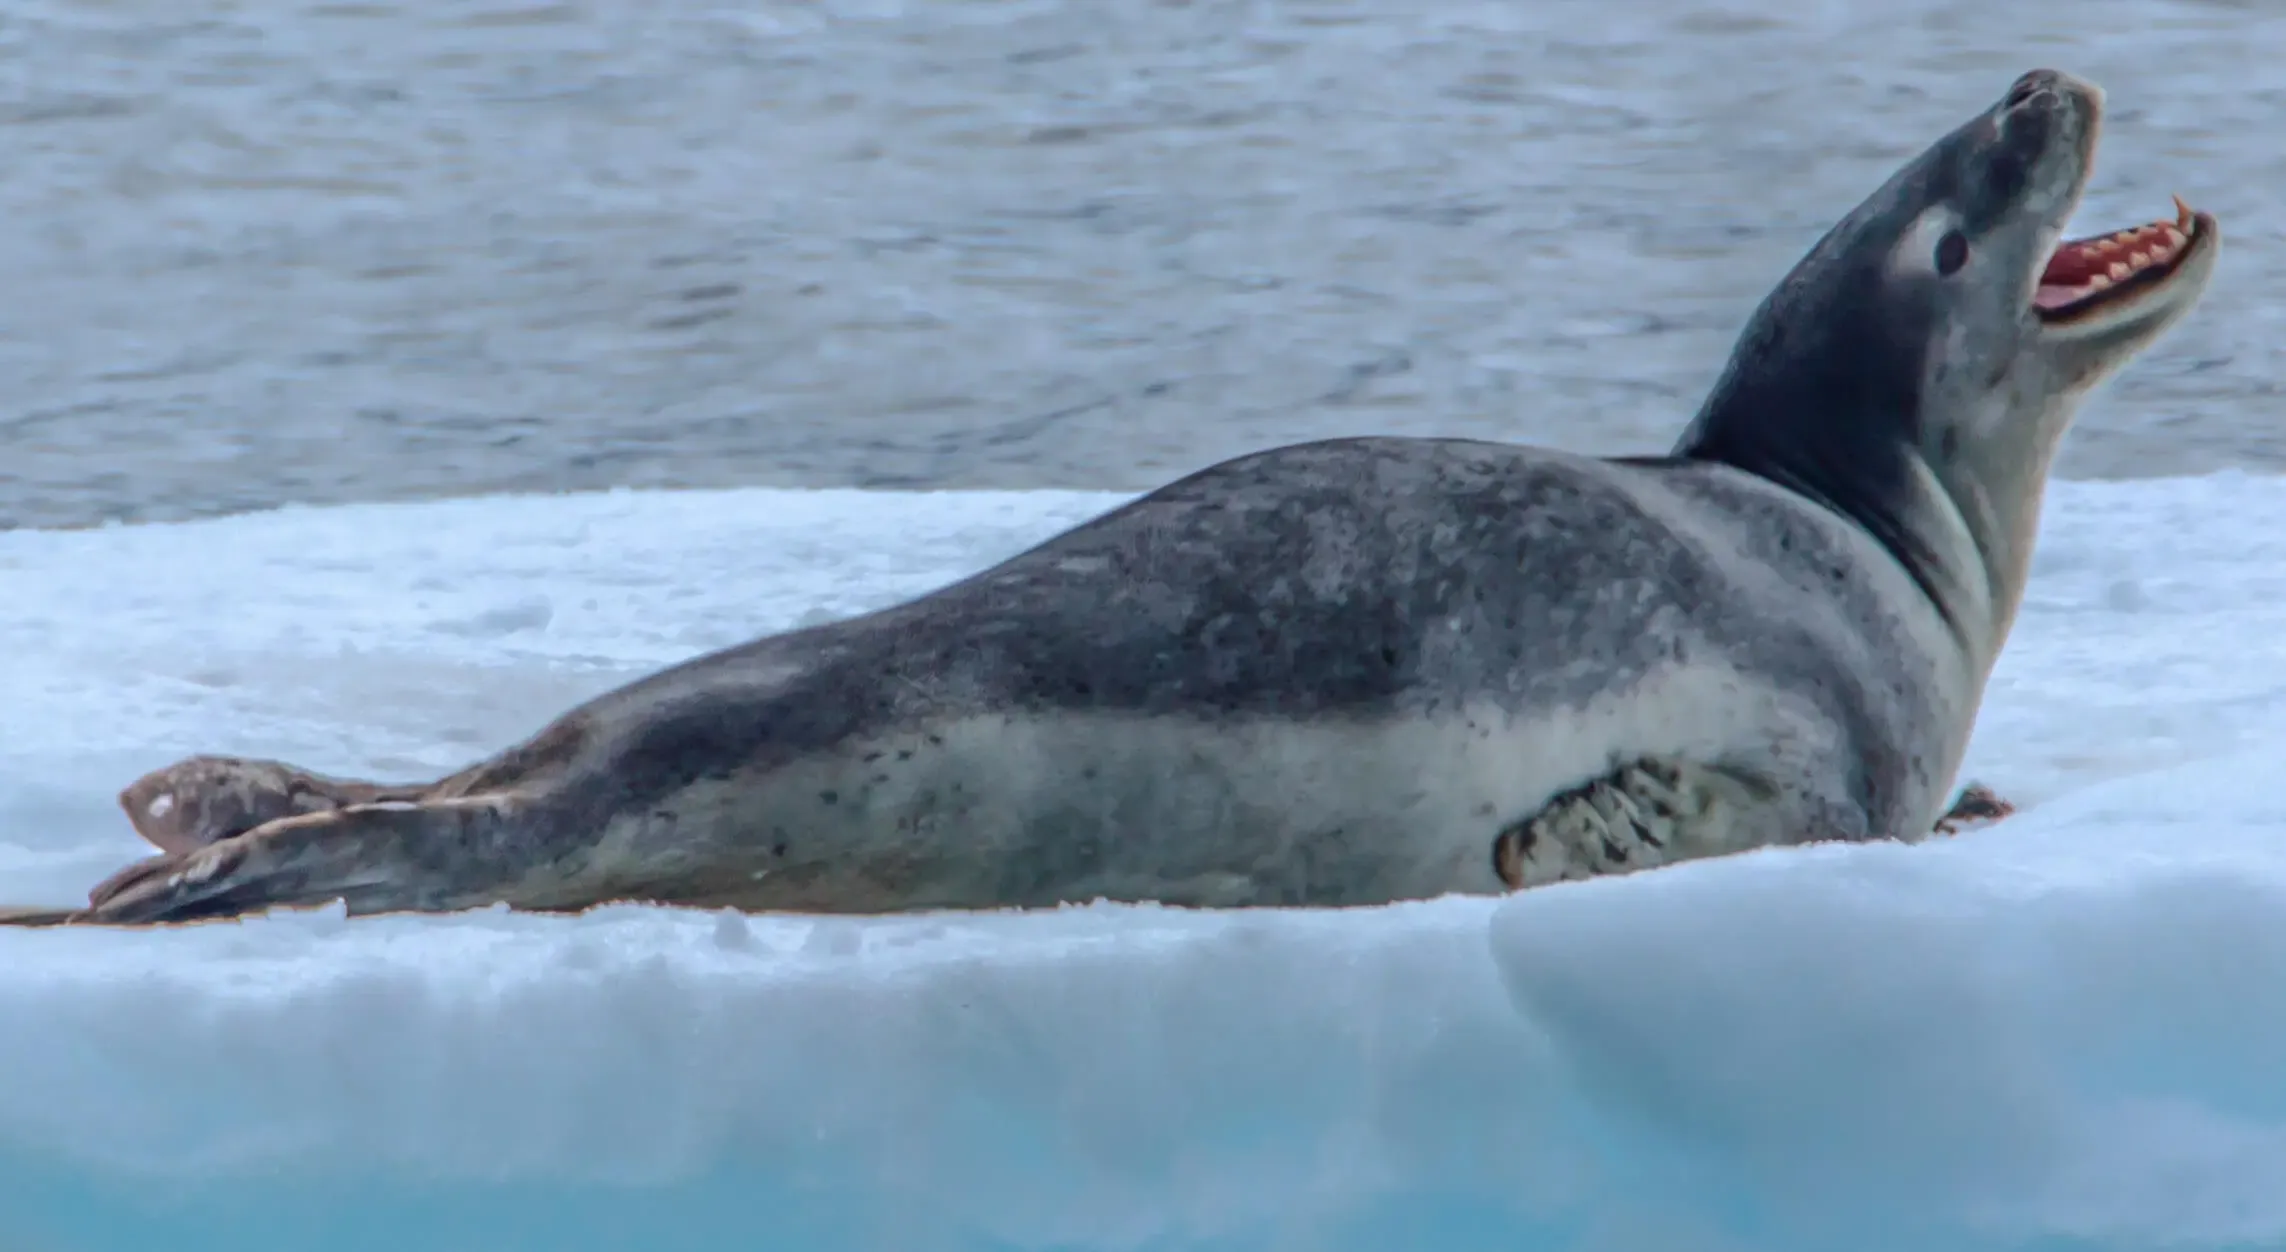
[1491,759,1782,890]
[119,755,421,856]
[84,794,531,925]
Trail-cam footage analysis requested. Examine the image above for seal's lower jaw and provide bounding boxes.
[2032,196,2218,334]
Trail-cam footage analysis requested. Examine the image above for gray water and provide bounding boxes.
[3,0,2283,531]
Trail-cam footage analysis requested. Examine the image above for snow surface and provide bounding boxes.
[6,477,2286,1251]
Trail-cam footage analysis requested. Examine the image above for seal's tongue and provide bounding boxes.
[2035,195,2197,312]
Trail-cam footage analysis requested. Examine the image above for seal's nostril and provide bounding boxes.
[2005,70,2054,110]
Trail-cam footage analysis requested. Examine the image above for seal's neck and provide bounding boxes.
[1920,413,2070,664]
[1673,353,2021,674]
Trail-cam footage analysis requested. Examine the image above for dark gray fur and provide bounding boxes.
[53,69,2218,924]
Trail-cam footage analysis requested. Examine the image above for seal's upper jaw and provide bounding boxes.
[2033,195,2220,333]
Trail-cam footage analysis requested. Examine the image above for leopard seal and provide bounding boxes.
[35,68,2217,925]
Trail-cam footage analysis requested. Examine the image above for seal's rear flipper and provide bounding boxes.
[0,904,84,927]
[85,793,537,925]
[119,755,423,856]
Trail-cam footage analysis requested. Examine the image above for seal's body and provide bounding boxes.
[52,68,2219,925]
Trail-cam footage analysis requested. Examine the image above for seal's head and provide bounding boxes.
[1678,68,2219,649]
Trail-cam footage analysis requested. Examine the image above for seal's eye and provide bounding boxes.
[1935,230,1970,276]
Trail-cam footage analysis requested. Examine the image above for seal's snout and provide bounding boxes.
[1984,68,2211,330]
[2002,68,2101,120]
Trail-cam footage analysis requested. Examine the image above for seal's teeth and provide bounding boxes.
[2036,200,2203,318]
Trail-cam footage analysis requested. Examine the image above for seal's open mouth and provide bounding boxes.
[2034,196,2210,323]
